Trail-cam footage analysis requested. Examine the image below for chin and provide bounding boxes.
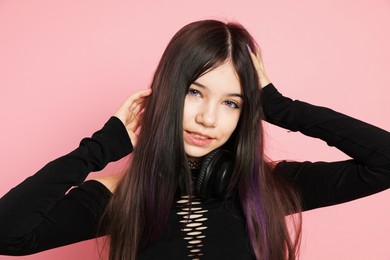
[185,147,214,159]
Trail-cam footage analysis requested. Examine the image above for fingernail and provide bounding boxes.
[246,44,253,53]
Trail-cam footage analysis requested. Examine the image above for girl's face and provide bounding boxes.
[183,61,242,159]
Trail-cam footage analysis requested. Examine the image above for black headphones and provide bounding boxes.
[194,149,234,199]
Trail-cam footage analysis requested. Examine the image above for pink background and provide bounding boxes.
[1,0,390,259]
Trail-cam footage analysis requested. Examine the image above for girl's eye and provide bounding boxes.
[223,100,240,109]
[187,89,201,96]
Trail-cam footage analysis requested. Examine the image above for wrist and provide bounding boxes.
[259,75,271,88]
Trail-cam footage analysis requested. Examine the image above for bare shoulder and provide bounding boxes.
[91,174,123,193]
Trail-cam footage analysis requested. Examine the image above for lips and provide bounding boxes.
[185,131,213,146]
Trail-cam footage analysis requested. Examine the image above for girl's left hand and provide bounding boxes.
[247,47,271,88]
[114,88,152,147]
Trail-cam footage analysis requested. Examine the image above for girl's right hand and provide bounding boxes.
[114,88,152,147]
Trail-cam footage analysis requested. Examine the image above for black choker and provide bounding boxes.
[188,159,202,169]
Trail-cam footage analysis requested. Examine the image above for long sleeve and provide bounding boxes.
[0,116,132,255]
[262,83,390,211]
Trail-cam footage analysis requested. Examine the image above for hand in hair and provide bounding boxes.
[248,49,271,88]
[114,88,152,147]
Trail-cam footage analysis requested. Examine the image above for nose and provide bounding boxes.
[195,103,217,127]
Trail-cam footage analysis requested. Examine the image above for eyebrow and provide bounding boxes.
[192,81,243,99]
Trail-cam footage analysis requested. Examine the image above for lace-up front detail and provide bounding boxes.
[176,195,208,260]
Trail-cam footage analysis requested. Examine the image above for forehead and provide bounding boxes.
[195,61,241,94]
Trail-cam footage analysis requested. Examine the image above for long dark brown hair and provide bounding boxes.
[104,20,302,260]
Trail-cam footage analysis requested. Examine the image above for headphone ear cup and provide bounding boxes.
[213,155,234,198]
[195,149,234,199]
[195,149,219,199]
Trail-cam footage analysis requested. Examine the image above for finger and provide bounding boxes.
[127,117,140,132]
[124,88,152,107]
[128,98,147,117]
[247,49,260,66]
[127,96,150,118]
[129,96,147,110]
[126,105,145,128]
[131,108,148,131]
[127,112,143,133]
[116,89,151,120]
